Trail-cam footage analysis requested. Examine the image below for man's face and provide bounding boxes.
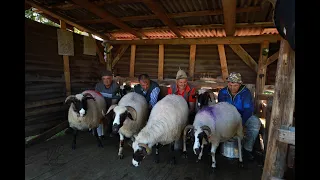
[140,80,150,91]
[102,76,113,87]
[227,82,241,94]
[177,79,188,90]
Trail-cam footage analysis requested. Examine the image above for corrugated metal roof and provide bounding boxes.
[110,27,278,39]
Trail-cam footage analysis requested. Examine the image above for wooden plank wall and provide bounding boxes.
[69,35,105,94]
[114,43,279,84]
[25,18,105,137]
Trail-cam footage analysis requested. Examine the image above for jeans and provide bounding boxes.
[243,115,261,152]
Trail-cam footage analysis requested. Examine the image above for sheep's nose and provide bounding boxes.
[194,148,200,155]
[112,124,120,133]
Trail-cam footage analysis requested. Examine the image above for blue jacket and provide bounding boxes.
[218,85,254,125]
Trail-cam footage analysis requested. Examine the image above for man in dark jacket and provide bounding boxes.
[218,72,261,160]
[134,74,160,110]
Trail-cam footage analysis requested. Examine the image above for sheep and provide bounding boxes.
[131,94,189,167]
[194,89,217,111]
[182,102,244,171]
[65,90,106,149]
[102,92,149,159]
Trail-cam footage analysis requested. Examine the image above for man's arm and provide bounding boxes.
[217,90,224,102]
[241,91,254,123]
[188,88,196,114]
[149,87,160,108]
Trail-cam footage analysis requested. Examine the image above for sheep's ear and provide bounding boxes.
[65,95,76,104]
[106,104,117,115]
[127,113,134,120]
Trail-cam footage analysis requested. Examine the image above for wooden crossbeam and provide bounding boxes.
[25,0,110,40]
[277,128,295,145]
[222,0,237,36]
[141,0,183,38]
[112,45,130,67]
[229,44,258,72]
[71,0,146,39]
[106,35,281,45]
[266,51,279,66]
[78,7,261,23]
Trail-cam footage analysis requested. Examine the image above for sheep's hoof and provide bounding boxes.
[238,162,244,168]
[154,155,159,163]
[196,159,200,163]
[170,158,176,165]
[182,151,188,158]
[119,154,124,159]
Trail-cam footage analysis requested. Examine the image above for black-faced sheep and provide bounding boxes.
[65,90,106,149]
[131,94,189,167]
[182,102,244,171]
[103,92,149,159]
[194,89,217,111]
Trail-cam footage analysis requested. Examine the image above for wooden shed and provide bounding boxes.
[25,0,295,180]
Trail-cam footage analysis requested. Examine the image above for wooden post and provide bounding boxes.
[217,44,229,81]
[255,41,269,114]
[105,43,113,71]
[129,44,136,78]
[189,44,196,80]
[60,20,71,96]
[261,39,295,180]
[158,44,164,80]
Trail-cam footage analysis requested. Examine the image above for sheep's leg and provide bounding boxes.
[169,142,176,165]
[153,143,160,163]
[118,133,125,159]
[237,136,244,168]
[210,141,219,171]
[182,129,188,158]
[94,128,103,148]
[71,129,78,150]
[196,139,206,162]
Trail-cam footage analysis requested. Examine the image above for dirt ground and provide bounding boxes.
[25,131,265,180]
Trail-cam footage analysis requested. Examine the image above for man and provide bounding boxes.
[167,69,196,124]
[95,70,121,138]
[217,72,261,161]
[134,74,160,110]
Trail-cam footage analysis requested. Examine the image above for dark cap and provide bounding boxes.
[101,70,113,77]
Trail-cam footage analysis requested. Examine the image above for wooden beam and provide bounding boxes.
[71,0,146,39]
[217,45,229,82]
[222,0,237,36]
[112,45,130,67]
[129,45,136,78]
[26,121,69,147]
[79,6,261,23]
[60,20,71,96]
[158,45,164,80]
[229,44,258,72]
[96,42,106,65]
[255,41,270,113]
[106,35,281,45]
[266,51,279,66]
[105,22,275,34]
[278,128,295,145]
[141,0,183,38]
[262,39,295,180]
[257,93,274,101]
[51,0,143,10]
[105,43,113,71]
[189,45,196,80]
[25,0,110,40]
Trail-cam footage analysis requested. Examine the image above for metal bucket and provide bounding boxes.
[220,138,239,158]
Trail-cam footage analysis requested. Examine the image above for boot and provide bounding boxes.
[243,148,255,161]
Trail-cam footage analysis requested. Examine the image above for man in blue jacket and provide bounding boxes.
[218,72,261,161]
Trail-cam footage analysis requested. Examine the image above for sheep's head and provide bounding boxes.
[103,105,137,134]
[65,93,95,117]
[184,125,211,156]
[197,91,212,109]
[131,140,151,167]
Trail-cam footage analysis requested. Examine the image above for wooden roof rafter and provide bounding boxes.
[70,0,147,39]
[141,0,183,38]
[222,0,237,36]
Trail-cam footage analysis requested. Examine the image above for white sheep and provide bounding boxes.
[182,102,244,171]
[103,92,149,159]
[131,94,189,167]
[65,90,106,149]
